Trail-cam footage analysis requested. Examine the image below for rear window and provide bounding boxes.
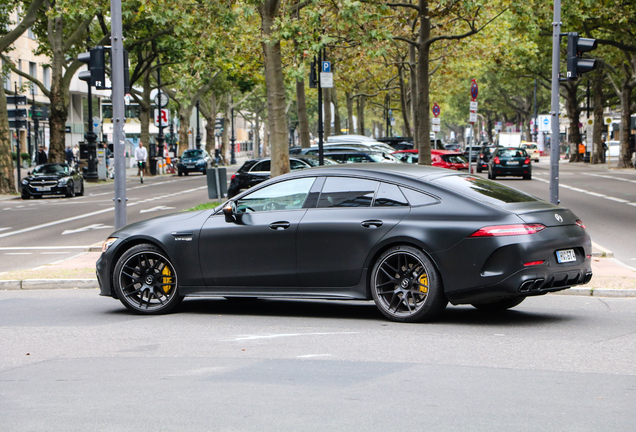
[433,175,538,204]
[441,154,466,164]
[497,148,527,158]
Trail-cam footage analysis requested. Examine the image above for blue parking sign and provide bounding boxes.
[322,61,331,73]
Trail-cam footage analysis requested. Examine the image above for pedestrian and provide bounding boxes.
[73,144,79,164]
[214,147,221,166]
[135,141,148,177]
[65,146,74,166]
[36,146,48,165]
[601,138,608,163]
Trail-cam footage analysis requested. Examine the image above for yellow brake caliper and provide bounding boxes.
[418,273,428,294]
[161,266,173,293]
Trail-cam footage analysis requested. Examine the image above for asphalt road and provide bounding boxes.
[0,172,217,272]
[479,160,636,266]
[1,290,635,431]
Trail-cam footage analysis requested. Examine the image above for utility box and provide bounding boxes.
[207,167,227,200]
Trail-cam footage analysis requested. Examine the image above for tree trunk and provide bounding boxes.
[254,113,261,157]
[324,88,332,138]
[259,2,288,177]
[178,105,193,156]
[139,70,151,149]
[563,82,583,162]
[262,121,269,157]
[332,86,342,135]
[416,3,431,165]
[296,78,311,148]
[203,93,217,156]
[409,43,419,145]
[591,68,604,164]
[398,65,411,137]
[356,95,365,135]
[346,92,354,134]
[618,80,634,168]
[0,84,16,193]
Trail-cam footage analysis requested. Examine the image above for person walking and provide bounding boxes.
[65,146,74,166]
[36,146,48,165]
[134,141,148,183]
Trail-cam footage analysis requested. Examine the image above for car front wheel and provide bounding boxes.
[113,243,183,314]
[370,246,447,323]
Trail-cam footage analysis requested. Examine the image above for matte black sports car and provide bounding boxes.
[97,164,592,322]
[177,149,211,176]
[21,163,84,199]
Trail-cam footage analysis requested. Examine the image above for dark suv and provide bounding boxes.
[476,145,500,173]
[177,149,211,176]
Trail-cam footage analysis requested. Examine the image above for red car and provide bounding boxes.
[392,149,469,171]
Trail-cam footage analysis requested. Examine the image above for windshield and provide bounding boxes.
[182,150,203,158]
[33,164,69,176]
[442,154,467,164]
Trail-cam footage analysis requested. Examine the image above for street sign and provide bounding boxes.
[495,122,502,131]
[322,61,331,73]
[9,120,27,129]
[432,124,441,132]
[6,95,27,105]
[604,117,613,125]
[320,72,333,88]
[390,117,396,126]
[154,108,169,127]
[93,116,101,129]
[586,118,593,125]
[470,79,478,100]
[538,115,550,132]
[8,109,27,119]
[470,101,478,111]
[215,118,225,130]
[469,112,478,123]
[431,118,441,125]
[432,102,441,117]
[30,105,49,119]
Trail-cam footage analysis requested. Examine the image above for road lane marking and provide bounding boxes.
[583,173,636,184]
[62,223,113,235]
[223,332,359,342]
[5,252,33,255]
[0,228,10,232]
[140,206,175,213]
[0,246,92,250]
[41,252,71,255]
[534,177,636,205]
[0,186,207,239]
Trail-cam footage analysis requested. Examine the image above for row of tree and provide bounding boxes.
[1,1,635,194]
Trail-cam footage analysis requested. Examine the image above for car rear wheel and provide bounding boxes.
[65,182,75,197]
[76,181,84,196]
[476,164,482,173]
[371,246,447,323]
[113,243,183,314]
[471,296,525,312]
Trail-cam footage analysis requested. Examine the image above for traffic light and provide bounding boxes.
[566,32,597,80]
[309,60,317,88]
[78,47,106,89]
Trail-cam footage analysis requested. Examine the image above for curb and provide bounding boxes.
[592,242,614,258]
[0,279,99,290]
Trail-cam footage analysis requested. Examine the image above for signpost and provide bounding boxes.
[432,102,441,135]
[320,61,333,88]
[469,79,478,173]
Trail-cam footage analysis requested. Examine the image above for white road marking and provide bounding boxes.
[583,173,636,184]
[41,251,71,255]
[0,186,206,239]
[296,354,333,359]
[62,223,113,235]
[0,246,92,250]
[5,252,33,255]
[140,206,176,214]
[534,178,636,205]
[0,228,10,232]
[224,332,359,342]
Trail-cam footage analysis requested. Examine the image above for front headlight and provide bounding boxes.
[196,160,206,165]
[58,178,68,185]
[22,179,29,185]
[102,237,118,253]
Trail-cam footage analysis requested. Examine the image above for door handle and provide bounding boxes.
[361,220,383,229]
[269,221,291,230]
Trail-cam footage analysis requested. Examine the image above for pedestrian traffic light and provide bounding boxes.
[78,47,106,89]
[566,32,597,80]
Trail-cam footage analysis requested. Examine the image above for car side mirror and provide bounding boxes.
[28,171,32,176]
[222,202,237,223]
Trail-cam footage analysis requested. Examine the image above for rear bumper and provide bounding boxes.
[492,164,531,176]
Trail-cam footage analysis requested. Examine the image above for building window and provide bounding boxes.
[28,27,35,39]
[2,59,10,91]
[29,62,37,95]
[43,66,50,90]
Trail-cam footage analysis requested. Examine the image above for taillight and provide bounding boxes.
[494,157,500,164]
[524,158,530,164]
[469,224,546,237]
[230,174,236,180]
[524,260,545,267]
[575,219,586,229]
[479,153,483,158]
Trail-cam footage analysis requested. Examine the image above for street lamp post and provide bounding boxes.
[156,66,165,160]
[195,100,201,150]
[14,82,21,188]
[230,97,236,164]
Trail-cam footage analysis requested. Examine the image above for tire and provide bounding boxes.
[112,243,183,314]
[65,182,75,198]
[370,246,447,323]
[202,168,207,175]
[471,296,525,312]
[476,164,482,173]
[487,168,494,180]
[21,191,30,200]
[523,174,531,180]
[178,170,183,177]
[76,181,84,196]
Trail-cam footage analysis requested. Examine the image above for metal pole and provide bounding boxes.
[84,78,98,180]
[157,66,165,167]
[111,0,127,228]
[533,78,538,142]
[15,82,21,188]
[195,100,201,149]
[317,54,324,165]
[29,86,34,161]
[549,0,562,205]
[230,97,236,164]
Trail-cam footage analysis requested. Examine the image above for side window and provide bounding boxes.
[236,177,316,212]
[400,187,439,206]
[374,183,409,207]
[251,160,271,172]
[346,154,365,163]
[317,177,379,208]
[290,159,308,171]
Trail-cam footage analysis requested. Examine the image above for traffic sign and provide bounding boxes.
[469,112,477,123]
[154,108,169,127]
[470,79,478,100]
[322,61,331,73]
[538,115,550,132]
[604,117,613,125]
[432,102,441,117]
[6,95,27,105]
[8,108,27,119]
[431,118,441,125]
[432,124,441,132]
[470,101,478,111]
[320,72,333,88]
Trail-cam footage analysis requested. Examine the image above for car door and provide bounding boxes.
[297,177,410,287]
[199,177,316,287]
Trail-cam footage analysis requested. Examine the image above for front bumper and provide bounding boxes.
[96,252,115,298]
[177,163,206,173]
[23,184,68,197]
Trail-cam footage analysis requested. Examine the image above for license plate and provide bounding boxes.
[186,164,195,168]
[556,249,576,263]
[507,161,519,165]
[36,187,51,191]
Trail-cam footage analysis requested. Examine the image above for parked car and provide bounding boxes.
[227,156,337,198]
[324,151,400,164]
[392,150,469,171]
[177,149,212,176]
[444,143,461,152]
[21,163,84,199]
[488,147,532,180]
[476,145,500,173]
[606,140,620,158]
[97,164,593,322]
[520,142,541,162]
[290,142,393,155]
[463,145,482,162]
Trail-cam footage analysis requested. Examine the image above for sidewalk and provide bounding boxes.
[1,241,634,296]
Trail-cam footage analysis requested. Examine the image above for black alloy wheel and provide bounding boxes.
[21,190,30,200]
[471,296,525,312]
[113,243,183,314]
[371,246,447,323]
[65,182,75,197]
